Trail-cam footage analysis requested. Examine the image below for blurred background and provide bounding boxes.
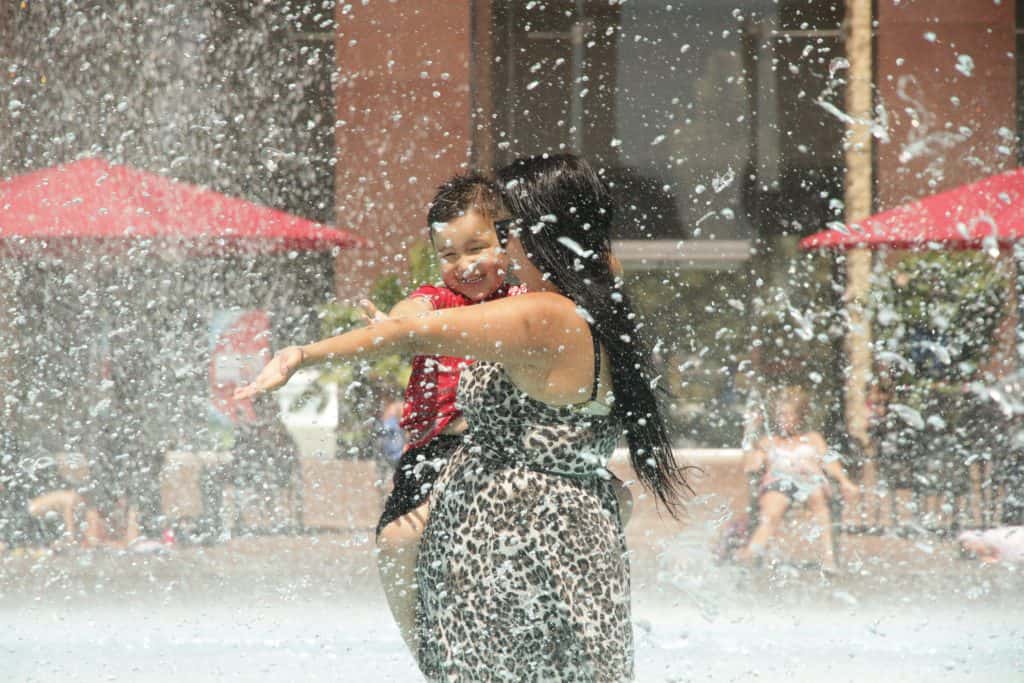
[1,1,1022,680]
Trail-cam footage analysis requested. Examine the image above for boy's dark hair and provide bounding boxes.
[426,173,505,247]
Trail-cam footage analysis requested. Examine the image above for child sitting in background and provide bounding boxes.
[736,386,858,574]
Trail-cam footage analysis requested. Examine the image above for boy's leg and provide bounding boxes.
[82,507,108,548]
[377,501,430,658]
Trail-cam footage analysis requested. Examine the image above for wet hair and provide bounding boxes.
[495,154,693,517]
[426,173,506,249]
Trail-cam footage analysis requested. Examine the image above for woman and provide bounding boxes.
[736,386,857,573]
[236,154,691,680]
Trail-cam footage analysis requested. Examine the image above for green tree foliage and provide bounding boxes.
[869,252,1008,492]
[872,252,1005,383]
[298,241,440,457]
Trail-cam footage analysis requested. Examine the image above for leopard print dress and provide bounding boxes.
[415,362,633,682]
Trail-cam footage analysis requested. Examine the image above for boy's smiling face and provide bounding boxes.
[433,210,508,301]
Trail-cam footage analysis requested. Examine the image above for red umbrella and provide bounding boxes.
[801,167,1024,372]
[0,157,366,254]
[800,167,1024,251]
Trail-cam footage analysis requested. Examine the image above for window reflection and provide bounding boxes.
[482,1,848,447]
[486,0,845,244]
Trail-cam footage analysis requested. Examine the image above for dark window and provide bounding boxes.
[484,0,846,243]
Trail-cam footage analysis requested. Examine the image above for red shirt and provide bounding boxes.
[400,283,523,450]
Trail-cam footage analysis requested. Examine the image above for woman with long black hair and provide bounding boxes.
[236,154,691,681]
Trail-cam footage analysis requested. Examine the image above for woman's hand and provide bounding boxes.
[234,346,304,400]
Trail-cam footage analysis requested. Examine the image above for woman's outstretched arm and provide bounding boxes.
[235,292,581,400]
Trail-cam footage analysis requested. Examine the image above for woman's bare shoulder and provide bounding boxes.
[490,291,582,327]
[510,290,574,308]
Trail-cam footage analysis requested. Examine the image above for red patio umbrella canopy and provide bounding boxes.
[0,158,364,253]
[800,167,1024,250]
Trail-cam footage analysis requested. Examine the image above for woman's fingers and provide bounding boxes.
[359,299,388,322]
[233,382,261,401]
[233,347,302,400]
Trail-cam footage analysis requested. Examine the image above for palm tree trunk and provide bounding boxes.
[843,0,874,513]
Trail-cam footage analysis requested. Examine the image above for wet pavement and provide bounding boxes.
[2,534,1021,682]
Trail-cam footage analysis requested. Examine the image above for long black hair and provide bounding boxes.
[496,154,693,517]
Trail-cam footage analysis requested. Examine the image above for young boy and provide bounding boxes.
[367,173,520,655]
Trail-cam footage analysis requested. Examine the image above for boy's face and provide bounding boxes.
[433,210,508,301]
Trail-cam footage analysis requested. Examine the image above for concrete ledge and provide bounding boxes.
[299,458,385,530]
[160,451,231,519]
[160,453,387,531]
[156,447,887,568]
[609,447,743,467]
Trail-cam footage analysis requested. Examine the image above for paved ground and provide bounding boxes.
[1,534,1021,682]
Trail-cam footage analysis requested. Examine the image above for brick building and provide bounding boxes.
[1,1,1019,536]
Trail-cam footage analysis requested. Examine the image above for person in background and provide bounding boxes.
[24,483,141,551]
[231,393,301,534]
[736,386,858,574]
[958,526,1024,565]
[376,397,406,471]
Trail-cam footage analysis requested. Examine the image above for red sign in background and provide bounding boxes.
[208,309,272,424]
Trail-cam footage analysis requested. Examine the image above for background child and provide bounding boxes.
[958,526,1024,565]
[736,386,858,574]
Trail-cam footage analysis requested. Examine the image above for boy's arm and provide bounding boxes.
[359,295,434,323]
[742,437,768,473]
[815,433,859,499]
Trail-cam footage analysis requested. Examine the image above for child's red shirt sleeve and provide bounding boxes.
[399,282,521,451]
[408,283,470,310]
